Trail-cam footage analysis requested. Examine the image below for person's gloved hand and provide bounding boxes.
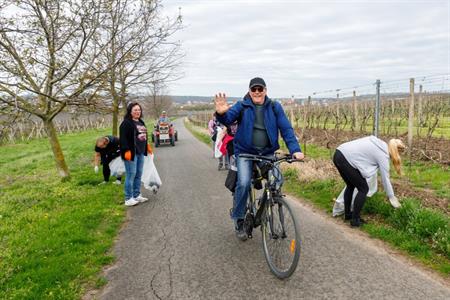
[147,144,153,155]
[94,165,99,173]
[389,196,401,208]
[124,150,132,161]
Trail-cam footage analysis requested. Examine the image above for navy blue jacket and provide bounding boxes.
[216,95,301,156]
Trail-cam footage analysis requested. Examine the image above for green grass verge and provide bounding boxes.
[0,127,127,299]
[184,118,212,145]
[283,175,450,276]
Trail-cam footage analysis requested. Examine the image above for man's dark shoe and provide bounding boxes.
[344,214,352,221]
[350,217,366,227]
[235,219,248,241]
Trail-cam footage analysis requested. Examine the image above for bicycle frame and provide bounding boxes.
[239,153,302,279]
[242,154,297,237]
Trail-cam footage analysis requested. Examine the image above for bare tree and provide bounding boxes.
[146,80,173,118]
[0,0,119,178]
[101,0,183,134]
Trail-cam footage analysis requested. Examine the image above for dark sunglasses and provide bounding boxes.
[250,86,264,93]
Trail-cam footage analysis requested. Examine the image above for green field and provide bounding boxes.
[292,119,450,139]
[0,128,128,299]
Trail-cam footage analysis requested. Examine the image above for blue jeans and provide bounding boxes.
[124,154,144,200]
[231,156,254,220]
[231,154,282,221]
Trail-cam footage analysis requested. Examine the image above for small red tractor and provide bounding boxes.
[152,122,178,147]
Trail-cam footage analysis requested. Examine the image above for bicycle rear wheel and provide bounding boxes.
[261,197,301,279]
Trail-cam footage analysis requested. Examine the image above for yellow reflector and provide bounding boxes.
[290,239,296,254]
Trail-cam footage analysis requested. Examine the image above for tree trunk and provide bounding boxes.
[43,119,70,179]
[112,91,119,136]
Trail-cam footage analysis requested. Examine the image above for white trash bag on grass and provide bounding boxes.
[142,154,162,193]
[332,174,378,217]
[109,157,126,177]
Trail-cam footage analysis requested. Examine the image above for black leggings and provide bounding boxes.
[102,157,122,182]
[333,150,369,219]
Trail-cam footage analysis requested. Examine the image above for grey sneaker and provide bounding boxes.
[235,219,248,241]
[125,198,139,206]
[135,194,149,203]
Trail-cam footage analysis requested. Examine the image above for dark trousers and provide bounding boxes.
[332,150,369,219]
[102,156,122,182]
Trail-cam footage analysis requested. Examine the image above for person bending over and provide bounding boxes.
[333,136,405,227]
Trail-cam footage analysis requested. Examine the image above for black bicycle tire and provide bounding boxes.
[261,197,301,279]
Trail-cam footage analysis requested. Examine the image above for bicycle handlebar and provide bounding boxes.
[238,153,303,164]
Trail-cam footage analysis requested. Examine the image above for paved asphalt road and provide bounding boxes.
[98,119,450,300]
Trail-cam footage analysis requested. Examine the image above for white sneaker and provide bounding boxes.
[113,180,121,185]
[98,181,107,185]
[125,198,139,206]
[389,196,401,208]
[135,194,149,203]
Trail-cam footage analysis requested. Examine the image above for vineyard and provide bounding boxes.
[0,113,113,145]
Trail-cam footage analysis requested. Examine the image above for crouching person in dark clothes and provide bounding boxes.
[94,136,122,185]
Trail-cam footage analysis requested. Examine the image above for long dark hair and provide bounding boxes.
[124,102,144,120]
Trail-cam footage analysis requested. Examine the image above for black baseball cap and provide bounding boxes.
[249,77,266,89]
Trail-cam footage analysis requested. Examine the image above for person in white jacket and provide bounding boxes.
[332,136,405,227]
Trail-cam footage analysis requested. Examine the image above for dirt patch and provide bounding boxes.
[281,159,338,182]
[393,180,449,214]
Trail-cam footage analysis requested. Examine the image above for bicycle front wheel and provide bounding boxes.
[261,197,301,279]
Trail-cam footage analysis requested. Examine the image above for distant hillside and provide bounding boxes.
[169,95,241,104]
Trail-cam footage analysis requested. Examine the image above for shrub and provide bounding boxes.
[389,198,420,230]
[432,227,450,259]
[409,209,448,240]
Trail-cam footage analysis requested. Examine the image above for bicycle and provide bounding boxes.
[238,153,302,279]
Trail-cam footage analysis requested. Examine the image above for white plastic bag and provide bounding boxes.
[109,157,126,177]
[332,175,378,217]
[142,154,162,193]
[214,127,225,158]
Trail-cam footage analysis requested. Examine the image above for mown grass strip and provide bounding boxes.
[0,128,126,299]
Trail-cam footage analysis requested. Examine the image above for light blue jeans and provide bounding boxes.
[231,156,254,220]
[124,154,144,200]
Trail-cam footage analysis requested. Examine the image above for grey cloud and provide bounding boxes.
[162,0,449,97]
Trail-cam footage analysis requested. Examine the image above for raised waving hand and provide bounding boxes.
[214,92,229,115]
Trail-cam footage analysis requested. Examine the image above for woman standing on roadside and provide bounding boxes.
[120,102,153,206]
[332,136,405,227]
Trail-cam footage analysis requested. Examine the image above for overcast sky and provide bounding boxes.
[162,0,450,98]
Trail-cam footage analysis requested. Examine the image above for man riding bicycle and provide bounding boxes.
[215,77,304,240]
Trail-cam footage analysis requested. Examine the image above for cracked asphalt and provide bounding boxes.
[99,119,450,300]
